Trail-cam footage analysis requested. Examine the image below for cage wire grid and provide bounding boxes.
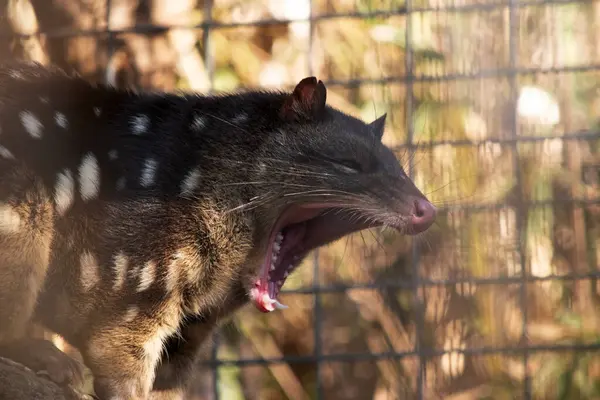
[5,0,600,398]
[98,1,600,399]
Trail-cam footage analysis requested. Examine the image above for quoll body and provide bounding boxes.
[0,61,436,400]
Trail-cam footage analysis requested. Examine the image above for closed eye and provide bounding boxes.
[332,159,362,174]
[300,152,364,174]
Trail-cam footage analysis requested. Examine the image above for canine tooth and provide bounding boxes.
[263,294,288,311]
[271,254,277,263]
[273,300,288,310]
[276,232,283,242]
[270,263,276,272]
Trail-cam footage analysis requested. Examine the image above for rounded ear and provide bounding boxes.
[369,113,387,141]
[280,77,327,121]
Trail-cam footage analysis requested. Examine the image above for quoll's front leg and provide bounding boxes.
[0,163,85,388]
[84,303,181,400]
[150,283,250,400]
[0,163,53,344]
[149,320,215,400]
[85,327,157,399]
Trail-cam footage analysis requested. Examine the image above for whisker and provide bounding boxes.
[220,181,315,188]
[224,192,278,214]
[202,156,336,178]
[202,111,253,135]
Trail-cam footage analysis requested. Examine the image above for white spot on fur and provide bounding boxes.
[108,149,118,160]
[232,113,248,125]
[9,70,23,79]
[0,204,21,233]
[128,263,141,280]
[79,152,100,200]
[191,115,206,131]
[93,107,101,117]
[132,114,150,135]
[54,169,75,216]
[20,111,43,138]
[123,306,139,323]
[140,158,158,187]
[80,251,99,291]
[258,162,267,174]
[184,257,201,286]
[113,251,128,291]
[165,253,182,292]
[137,261,156,292]
[180,168,200,197]
[0,146,14,159]
[116,176,126,191]
[55,112,68,129]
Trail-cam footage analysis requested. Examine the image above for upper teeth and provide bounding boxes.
[265,232,298,307]
[270,232,284,272]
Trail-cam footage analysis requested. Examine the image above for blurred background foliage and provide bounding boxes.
[2,0,600,399]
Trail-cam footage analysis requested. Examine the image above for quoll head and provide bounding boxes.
[200,77,437,313]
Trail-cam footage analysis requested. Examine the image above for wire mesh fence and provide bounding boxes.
[3,0,600,399]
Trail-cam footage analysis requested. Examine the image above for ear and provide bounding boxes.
[280,77,327,121]
[369,113,387,141]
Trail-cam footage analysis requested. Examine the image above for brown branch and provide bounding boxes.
[0,356,91,400]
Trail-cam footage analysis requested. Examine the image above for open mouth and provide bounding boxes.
[249,199,436,313]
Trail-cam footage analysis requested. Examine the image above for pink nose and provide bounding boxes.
[410,199,437,234]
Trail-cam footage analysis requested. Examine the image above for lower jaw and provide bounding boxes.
[251,251,308,313]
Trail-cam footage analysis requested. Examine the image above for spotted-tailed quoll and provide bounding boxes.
[0,61,436,400]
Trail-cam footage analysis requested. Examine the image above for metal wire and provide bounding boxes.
[200,342,600,368]
[404,0,427,397]
[25,0,600,398]
[2,0,589,40]
[507,0,531,395]
[306,2,325,397]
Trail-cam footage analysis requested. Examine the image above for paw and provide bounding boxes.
[0,338,85,388]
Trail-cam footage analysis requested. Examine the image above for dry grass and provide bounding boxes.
[2,0,600,399]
